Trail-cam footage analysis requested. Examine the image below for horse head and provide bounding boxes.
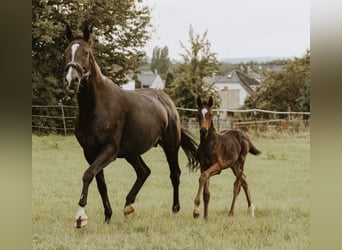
[64,24,92,94]
[196,96,214,139]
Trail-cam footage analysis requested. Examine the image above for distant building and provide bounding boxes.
[122,71,165,90]
[204,70,260,110]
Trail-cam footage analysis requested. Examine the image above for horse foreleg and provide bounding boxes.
[194,163,221,219]
[76,145,117,228]
[203,179,210,220]
[95,169,112,224]
[124,156,151,218]
[193,174,204,218]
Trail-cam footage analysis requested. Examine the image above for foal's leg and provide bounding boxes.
[124,155,151,217]
[228,166,243,217]
[203,178,210,219]
[95,169,112,223]
[193,163,221,219]
[76,145,117,228]
[240,174,255,217]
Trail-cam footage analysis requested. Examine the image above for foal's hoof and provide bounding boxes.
[172,204,180,213]
[193,207,200,218]
[193,212,200,218]
[124,204,135,218]
[75,216,88,228]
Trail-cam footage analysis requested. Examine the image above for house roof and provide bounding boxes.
[235,70,260,86]
[210,70,260,94]
[137,71,158,87]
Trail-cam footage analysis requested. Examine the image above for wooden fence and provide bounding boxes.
[32,105,310,135]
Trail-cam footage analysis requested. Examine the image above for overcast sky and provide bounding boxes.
[143,0,310,60]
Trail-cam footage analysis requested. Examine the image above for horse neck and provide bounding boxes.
[76,55,103,116]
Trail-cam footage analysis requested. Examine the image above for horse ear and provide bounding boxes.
[197,96,202,107]
[208,96,214,107]
[83,23,90,42]
[66,25,73,41]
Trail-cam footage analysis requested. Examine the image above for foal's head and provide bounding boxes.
[196,96,214,139]
[64,24,92,94]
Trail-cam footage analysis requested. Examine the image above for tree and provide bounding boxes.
[164,71,175,89]
[32,0,152,133]
[166,25,220,117]
[32,0,152,104]
[150,46,171,79]
[243,50,310,118]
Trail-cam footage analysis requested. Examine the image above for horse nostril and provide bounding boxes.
[200,127,208,135]
[74,76,79,83]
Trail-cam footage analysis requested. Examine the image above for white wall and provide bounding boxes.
[214,83,249,106]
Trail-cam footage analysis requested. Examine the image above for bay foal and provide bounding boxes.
[193,96,261,219]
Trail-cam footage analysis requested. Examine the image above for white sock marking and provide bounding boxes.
[249,203,255,218]
[75,206,88,220]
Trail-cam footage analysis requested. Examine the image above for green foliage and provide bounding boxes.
[243,50,310,117]
[166,26,220,117]
[164,71,175,89]
[32,0,152,131]
[150,46,171,79]
[32,0,152,104]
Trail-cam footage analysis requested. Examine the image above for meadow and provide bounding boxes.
[32,132,310,249]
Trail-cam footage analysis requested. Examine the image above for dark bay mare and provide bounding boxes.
[193,96,261,220]
[64,24,198,228]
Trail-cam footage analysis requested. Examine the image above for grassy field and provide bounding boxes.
[32,132,310,249]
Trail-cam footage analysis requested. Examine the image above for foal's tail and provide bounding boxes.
[180,128,200,171]
[248,140,261,156]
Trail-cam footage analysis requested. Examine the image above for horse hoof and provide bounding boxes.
[228,212,234,217]
[104,217,111,224]
[172,205,180,213]
[124,205,135,218]
[75,216,88,228]
[193,213,200,218]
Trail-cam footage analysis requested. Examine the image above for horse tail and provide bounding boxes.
[180,128,200,171]
[249,141,261,155]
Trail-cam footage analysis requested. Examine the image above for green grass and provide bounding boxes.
[32,133,310,249]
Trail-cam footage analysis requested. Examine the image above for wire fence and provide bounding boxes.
[32,105,310,135]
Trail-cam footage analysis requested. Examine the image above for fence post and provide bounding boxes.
[253,110,258,132]
[60,104,67,136]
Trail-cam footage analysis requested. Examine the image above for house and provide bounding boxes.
[204,70,260,110]
[122,71,165,90]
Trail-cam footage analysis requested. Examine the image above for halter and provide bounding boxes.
[65,61,91,81]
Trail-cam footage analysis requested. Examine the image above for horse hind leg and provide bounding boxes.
[164,150,181,213]
[240,174,255,217]
[228,177,242,217]
[124,155,151,217]
[228,166,243,217]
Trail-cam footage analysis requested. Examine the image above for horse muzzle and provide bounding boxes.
[64,77,80,94]
[65,68,81,94]
[200,127,208,138]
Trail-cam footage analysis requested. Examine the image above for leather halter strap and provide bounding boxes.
[65,61,91,80]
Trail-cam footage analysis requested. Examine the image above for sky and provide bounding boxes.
[143,0,310,60]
